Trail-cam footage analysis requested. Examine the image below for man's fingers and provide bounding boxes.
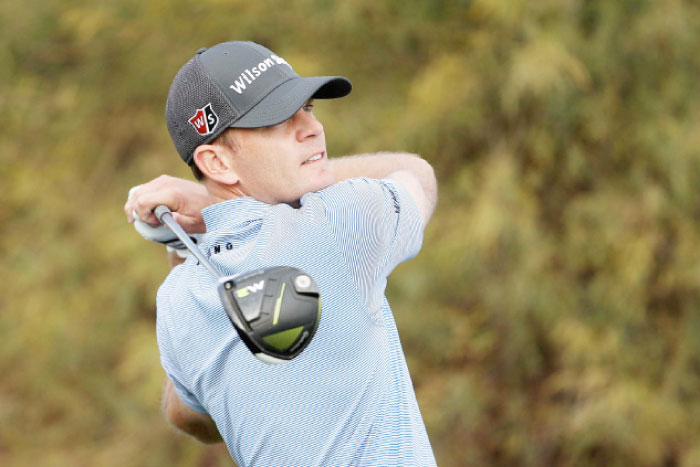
[125,207,135,224]
[127,186,169,227]
[124,199,136,223]
[134,200,163,226]
[125,185,145,223]
[125,176,207,231]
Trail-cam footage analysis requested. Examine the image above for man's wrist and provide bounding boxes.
[167,249,188,268]
[131,210,203,256]
[166,245,191,258]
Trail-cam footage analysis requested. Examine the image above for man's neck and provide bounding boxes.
[203,180,301,208]
[204,179,246,205]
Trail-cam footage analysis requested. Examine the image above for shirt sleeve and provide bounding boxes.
[309,177,424,300]
[156,292,208,414]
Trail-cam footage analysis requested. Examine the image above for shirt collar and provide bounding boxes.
[201,196,270,233]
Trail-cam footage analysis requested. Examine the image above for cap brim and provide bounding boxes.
[231,76,351,129]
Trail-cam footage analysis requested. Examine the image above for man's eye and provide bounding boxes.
[303,103,314,111]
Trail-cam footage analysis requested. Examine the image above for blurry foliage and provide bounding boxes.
[2,0,700,465]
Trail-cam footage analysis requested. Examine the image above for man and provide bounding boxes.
[125,41,438,466]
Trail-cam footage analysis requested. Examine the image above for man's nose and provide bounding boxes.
[295,108,323,141]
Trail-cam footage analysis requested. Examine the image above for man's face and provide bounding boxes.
[228,101,335,206]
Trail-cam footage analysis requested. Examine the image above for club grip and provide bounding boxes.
[154,205,172,224]
[152,204,222,279]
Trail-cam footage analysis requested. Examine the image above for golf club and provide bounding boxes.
[154,205,321,364]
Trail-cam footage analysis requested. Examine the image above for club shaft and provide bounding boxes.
[154,205,222,279]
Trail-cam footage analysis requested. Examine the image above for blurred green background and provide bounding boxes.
[2,0,700,465]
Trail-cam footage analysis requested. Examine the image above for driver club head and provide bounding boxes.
[217,266,321,364]
[152,205,321,364]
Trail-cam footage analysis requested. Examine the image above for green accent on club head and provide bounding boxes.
[235,288,250,298]
[272,282,286,326]
[262,325,303,351]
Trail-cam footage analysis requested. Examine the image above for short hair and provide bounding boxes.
[189,160,205,181]
[189,129,240,181]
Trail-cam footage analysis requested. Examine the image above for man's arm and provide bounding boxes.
[126,180,218,442]
[162,378,223,444]
[124,153,437,228]
[330,152,438,226]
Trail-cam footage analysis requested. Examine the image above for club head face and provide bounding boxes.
[217,266,321,363]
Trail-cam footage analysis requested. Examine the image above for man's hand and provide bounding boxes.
[124,175,211,233]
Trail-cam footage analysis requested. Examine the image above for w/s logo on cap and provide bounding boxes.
[188,103,219,136]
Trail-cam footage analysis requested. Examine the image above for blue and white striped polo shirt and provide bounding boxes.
[156,177,436,466]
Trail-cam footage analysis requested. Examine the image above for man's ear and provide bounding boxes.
[193,144,239,185]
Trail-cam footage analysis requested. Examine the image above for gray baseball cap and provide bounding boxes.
[165,41,352,164]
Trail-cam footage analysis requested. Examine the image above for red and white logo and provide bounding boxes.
[188,103,219,135]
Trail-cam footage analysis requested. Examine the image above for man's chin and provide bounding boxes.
[309,179,334,194]
[312,169,336,192]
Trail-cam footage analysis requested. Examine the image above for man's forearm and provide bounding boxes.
[330,152,438,224]
[163,378,223,444]
[330,152,429,182]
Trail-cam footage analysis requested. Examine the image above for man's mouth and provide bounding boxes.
[302,152,325,165]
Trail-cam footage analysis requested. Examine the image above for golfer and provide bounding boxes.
[125,41,438,466]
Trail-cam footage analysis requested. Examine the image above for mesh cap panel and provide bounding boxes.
[165,56,239,164]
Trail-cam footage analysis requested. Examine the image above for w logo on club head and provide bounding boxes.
[235,280,265,298]
[188,103,219,135]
